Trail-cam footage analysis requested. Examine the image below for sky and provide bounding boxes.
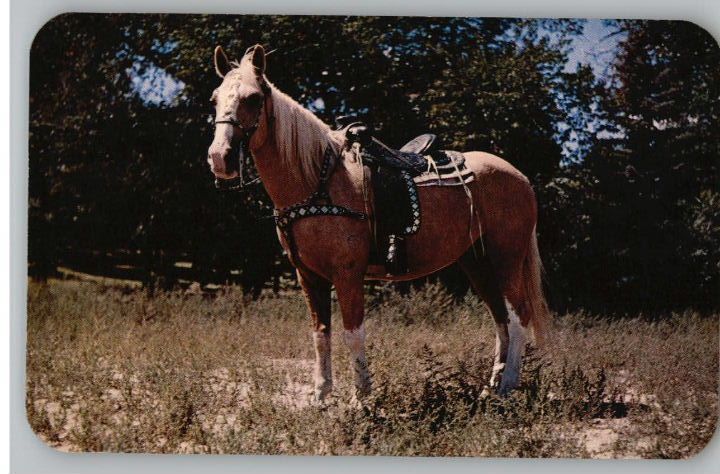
[128,62,186,107]
[565,19,625,79]
[130,19,625,108]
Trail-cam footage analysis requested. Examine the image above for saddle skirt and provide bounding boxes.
[413,150,475,188]
[348,127,473,188]
[343,125,476,274]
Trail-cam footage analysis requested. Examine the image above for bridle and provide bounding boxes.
[210,75,367,273]
[213,81,272,191]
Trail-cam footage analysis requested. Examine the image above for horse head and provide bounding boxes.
[207,44,268,180]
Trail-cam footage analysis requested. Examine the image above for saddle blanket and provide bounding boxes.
[413,151,475,187]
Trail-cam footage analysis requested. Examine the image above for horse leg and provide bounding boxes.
[493,253,533,396]
[501,225,552,395]
[297,269,333,402]
[499,287,529,396]
[333,275,372,397]
[458,248,510,392]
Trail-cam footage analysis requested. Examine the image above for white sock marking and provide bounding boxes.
[343,324,371,395]
[312,330,332,400]
[499,299,527,394]
[490,322,509,388]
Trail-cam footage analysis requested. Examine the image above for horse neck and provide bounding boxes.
[250,95,334,209]
[251,144,312,209]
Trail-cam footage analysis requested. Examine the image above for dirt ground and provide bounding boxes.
[26,278,719,458]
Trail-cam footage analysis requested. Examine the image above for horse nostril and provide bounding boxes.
[208,151,226,172]
[208,140,237,176]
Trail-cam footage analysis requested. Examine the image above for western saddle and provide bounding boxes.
[340,121,458,172]
[337,118,466,275]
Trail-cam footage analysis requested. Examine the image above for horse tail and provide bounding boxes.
[524,225,551,347]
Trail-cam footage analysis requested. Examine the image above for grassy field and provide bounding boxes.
[26,278,718,458]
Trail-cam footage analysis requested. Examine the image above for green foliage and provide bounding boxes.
[548,20,720,312]
[28,15,719,312]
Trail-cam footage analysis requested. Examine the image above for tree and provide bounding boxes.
[578,20,720,311]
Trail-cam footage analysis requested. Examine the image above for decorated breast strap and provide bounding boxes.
[273,146,368,237]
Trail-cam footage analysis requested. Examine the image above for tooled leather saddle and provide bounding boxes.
[337,118,469,275]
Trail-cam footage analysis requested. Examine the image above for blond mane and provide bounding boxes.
[266,81,346,190]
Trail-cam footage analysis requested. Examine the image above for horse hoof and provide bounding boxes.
[354,381,372,398]
[311,393,332,410]
[349,393,368,410]
[497,379,518,397]
[313,384,333,404]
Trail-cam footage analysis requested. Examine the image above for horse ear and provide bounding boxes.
[250,44,266,78]
[214,46,232,78]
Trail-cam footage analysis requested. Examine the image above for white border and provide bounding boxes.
[3,0,11,472]
[8,1,720,473]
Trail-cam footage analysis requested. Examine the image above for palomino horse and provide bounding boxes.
[207,44,551,400]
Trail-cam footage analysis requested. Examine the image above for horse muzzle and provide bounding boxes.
[207,141,241,180]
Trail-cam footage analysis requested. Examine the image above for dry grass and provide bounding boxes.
[26,278,719,457]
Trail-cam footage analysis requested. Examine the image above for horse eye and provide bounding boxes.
[246,93,263,108]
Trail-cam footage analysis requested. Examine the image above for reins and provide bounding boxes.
[213,80,368,271]
[214,81,273,191]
